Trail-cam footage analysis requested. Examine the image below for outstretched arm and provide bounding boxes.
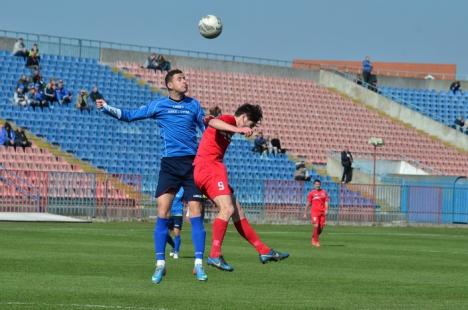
[96,99,158,122]
[208,118,253,137]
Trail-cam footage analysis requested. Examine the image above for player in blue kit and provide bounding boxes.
[167,187,184,259]
[96,69,208,284]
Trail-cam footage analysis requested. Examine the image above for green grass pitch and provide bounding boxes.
[1,222,467,309]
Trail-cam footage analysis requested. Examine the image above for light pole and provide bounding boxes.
[368,137,384,207]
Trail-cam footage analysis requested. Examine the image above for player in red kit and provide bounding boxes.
[194,103,289,272]
[304,179,329,247]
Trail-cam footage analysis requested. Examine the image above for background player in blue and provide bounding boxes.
[167,187,184,259]
[96,69,208,284]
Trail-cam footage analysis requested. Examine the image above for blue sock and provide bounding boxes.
[154,217,169,261]
[174,235,181,253]
[190,216,205,259]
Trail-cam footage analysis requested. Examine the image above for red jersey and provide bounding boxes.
[194,114,236,164]
[307,189,329,213]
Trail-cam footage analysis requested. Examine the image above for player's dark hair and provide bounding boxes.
[235,103,263,124]
[313,179,321,184]
[165,69,184,89]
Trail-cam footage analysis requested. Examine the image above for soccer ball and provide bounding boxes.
[198,15,223,39]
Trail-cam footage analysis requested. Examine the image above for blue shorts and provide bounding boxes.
[168,216,183,230]
[156,156,203,202]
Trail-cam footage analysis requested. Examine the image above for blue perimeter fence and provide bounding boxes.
[0,169,467,225]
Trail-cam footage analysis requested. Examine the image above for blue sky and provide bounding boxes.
[1,0,467,75]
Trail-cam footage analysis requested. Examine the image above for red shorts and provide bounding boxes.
[311,212,326,227]
[194,161,232,200]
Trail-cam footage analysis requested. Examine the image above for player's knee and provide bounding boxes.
[187,202,202,217]
[220,204,235,218]
[157,210,170,218]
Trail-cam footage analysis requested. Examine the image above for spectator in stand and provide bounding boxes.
[89,86,104,103]
[43,80,58,107]
[0,122,16,148]
[144,53,172,73]
[13,87,29,107]
[156,54,171,72]
[253,131,268,157]
[16,75,30,91]
[29,86,48,111]
[294,159,311,181]
[12,38,27,59]
[55,80,72,105]
[453,116,465,133]
[341,148,353,184]
[362,56,373,85]
[76,89,91,113]
[450,81,462,95]
[144,53,159,71]
[270,133,285,155]
[265,135,274,155]
[208,106,222,117]
[26,43,40,69]
[14,128,32,151]
[31,70,45,90]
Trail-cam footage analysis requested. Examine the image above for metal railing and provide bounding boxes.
[3,28,467,79]
[261,180,468,225]
[0,169,154,218]
[0,29,292,67]
[0,165,41,212]
[295,62,467,81]
[2,168,466,225]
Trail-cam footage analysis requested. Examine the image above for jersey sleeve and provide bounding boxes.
[218,114,237,125]
[116,100,161,122]
[195,102,206,132]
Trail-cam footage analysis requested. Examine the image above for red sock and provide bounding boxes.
[318,225,323,235]
[312,226,319,243]
[210,218,229,258]
[234,218,270,255]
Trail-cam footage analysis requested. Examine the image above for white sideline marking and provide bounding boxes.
[2,302,171,310]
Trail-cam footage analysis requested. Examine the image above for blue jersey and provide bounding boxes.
[362,59,373,73]
[103,96,205,157]
[171,188,184,216]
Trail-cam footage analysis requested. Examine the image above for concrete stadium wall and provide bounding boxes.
[318,70,468,152]
[326,156,376,185]
[100,48,320,81]
[0,37,16,52]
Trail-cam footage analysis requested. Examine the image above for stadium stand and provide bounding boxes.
[116,62,468,177]
[379,86,467,130]
[0,49,379,216]
[0,138,137,212]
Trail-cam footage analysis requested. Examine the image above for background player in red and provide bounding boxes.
[303,179,329,247]
[194,103,289,272]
